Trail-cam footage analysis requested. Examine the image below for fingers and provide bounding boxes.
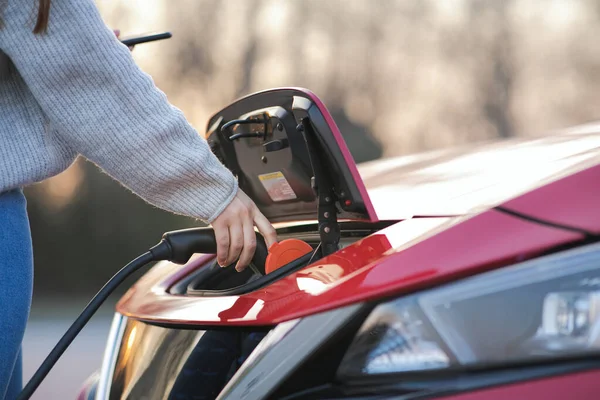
[214,224,230,267]
[211,190,277,272]
[113,29,134,50]
[228,222,244,267]
[253,210,277,248]
[236,216,257,272]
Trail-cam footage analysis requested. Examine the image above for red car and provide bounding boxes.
[78,88,600,400]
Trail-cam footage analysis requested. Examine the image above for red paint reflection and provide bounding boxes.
[218,297,260,321]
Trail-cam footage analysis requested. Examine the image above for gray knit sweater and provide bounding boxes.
[0,0,238,222]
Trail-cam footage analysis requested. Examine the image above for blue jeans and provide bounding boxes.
[0,189,33,400]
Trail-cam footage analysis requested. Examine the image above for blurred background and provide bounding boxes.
[22,0,600,397]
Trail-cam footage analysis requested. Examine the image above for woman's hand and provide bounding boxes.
[211,190,277,272]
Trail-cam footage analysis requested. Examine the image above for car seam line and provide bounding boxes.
[494,206,595,237]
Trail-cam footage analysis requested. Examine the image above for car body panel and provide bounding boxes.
[438,369,600,400]
[117,209,582,326]
[362,133,600,220]
[118,93,600,328]
[117,116,600,327]
[501,163,600,234]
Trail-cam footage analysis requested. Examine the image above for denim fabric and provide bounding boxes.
[0,189,33,400]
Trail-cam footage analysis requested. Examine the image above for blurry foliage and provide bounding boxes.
[28,0,600,297]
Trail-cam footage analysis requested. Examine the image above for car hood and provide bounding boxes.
[360,131,600,220]
[118,107,600,327]
[117,207,585,326]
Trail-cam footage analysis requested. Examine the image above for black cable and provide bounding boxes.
[18,251,157,400]
[220,118,267,132]
[19,228,269,399]
[228,132,264,141]
[220,115,269,141]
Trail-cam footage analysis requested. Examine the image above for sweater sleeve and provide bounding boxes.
[0,0,237,223]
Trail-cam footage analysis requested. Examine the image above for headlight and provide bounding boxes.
[338,243,600,378]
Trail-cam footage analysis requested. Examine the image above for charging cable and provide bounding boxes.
[18,228,267,400]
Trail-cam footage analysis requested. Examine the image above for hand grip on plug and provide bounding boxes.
[154,227,268,274]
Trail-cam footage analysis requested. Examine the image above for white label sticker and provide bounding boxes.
[258,171,297,202]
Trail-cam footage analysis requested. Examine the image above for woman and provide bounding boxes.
[0,1,277,398]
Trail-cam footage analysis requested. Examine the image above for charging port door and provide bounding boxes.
[205,88,378,227]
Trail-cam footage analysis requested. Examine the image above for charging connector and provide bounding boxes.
[153,227,266,266]
[18,228,267,400]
